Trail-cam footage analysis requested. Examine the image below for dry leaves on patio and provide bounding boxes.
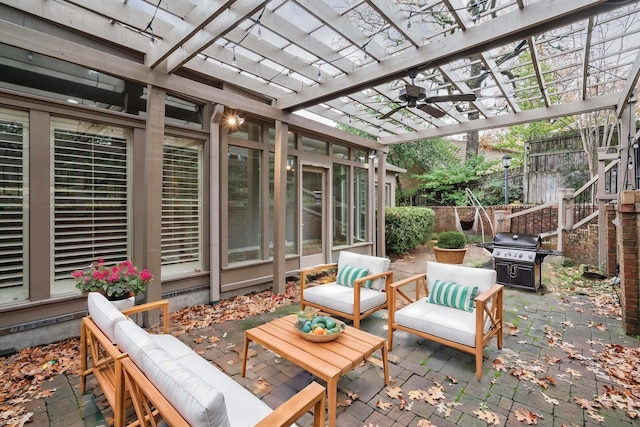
[0,339,80,427]
[169,279,299,332]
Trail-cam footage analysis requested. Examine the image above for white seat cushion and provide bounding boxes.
[394,298,478,347]
[338,251,390,290]
[176,353,275,427]
[114,320,281,427]
[87,292,126,342]
[303,283,387,315]
[142,345,231,427]
[114,320,194,362]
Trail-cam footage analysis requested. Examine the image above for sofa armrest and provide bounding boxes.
[255,381,326,427]
[122,299,170,333]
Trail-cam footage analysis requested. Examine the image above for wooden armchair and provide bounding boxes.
[387,261,503,379]
[300,251,393,328]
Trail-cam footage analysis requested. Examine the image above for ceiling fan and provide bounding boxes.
[379,68,477,120]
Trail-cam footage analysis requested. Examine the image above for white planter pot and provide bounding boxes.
[109,295,135,311]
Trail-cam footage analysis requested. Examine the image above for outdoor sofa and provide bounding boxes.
[81,292,325,426]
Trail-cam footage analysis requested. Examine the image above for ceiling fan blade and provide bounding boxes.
[425,93,477,103]
[379,105,405,120]
[417,103,446,118]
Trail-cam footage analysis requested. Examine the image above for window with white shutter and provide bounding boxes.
[52,119,130,295]
[0,109,29,304]
[161,136,202,276]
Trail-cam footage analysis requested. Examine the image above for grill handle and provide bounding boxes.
[509,264,518,279]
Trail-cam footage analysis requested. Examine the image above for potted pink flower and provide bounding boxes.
[73,258,153,301]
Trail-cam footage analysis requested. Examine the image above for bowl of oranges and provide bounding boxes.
[295,311,345,342]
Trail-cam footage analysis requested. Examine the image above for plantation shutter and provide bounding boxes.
[161,139,201,274]
[53,122,129,281]
[0,112,28,289]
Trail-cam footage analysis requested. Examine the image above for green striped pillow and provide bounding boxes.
[337,265,370,287]
[428,280,478,312]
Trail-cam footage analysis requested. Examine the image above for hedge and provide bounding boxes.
[385,207,435,254]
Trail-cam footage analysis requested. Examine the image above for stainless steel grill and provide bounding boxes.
[479,233,559,291]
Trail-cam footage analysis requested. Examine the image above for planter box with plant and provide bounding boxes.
[73,259,153,308]
[434,230,467,264]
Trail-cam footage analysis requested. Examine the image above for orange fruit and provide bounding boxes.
[313,327,325,335]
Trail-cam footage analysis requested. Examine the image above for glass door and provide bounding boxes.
[301,167,326,268]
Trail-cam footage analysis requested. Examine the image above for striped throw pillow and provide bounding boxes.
[336,265,370,287]
[428,280,478,312]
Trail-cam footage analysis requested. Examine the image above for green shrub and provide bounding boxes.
[385,207,435,254]
[436,230,467,249]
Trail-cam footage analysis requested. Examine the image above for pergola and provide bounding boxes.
[1,0,640,146]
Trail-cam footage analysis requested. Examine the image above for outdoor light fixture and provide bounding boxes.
[502,154,512,205]
[227,114,245,126]
[368,149,378,159]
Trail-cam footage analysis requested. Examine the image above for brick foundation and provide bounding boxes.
[617,191,640,335]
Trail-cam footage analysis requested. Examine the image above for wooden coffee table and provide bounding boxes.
[241,314,389,427]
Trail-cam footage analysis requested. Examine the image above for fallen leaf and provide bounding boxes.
[385,385,403,399]
[492,357,509,372]
[574,397,599,412]
[544,354,561,365]
[417,420,435,426]
[252,378,270,394]
[398,396,413,411]
[408,389,425,400]
[376,399,392,411]
[541,392,559,405]
[345,389,359,400]
[515,407,540,424]
[424,384,445,405]
[587,321,607,331]
[337,399,352,407]
[473,409,500,425]
[566,368,582,378]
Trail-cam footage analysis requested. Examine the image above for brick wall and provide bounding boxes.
[562,225,600,266]
[429,205,599,266]
[617,191,640,335]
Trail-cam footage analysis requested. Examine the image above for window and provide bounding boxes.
[228,121,261,142]
[161,136,202,276]
[0,109,29,304]
[352,149,367,163]
[333,164,349,247]
[302,135,328,155]
[268,129,297,149]
[52,119,130,295]
[227,146,262,263]
[333,144,349,159]
[354,167,368,242]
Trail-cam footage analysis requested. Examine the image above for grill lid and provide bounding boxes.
[493,232,541,250]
